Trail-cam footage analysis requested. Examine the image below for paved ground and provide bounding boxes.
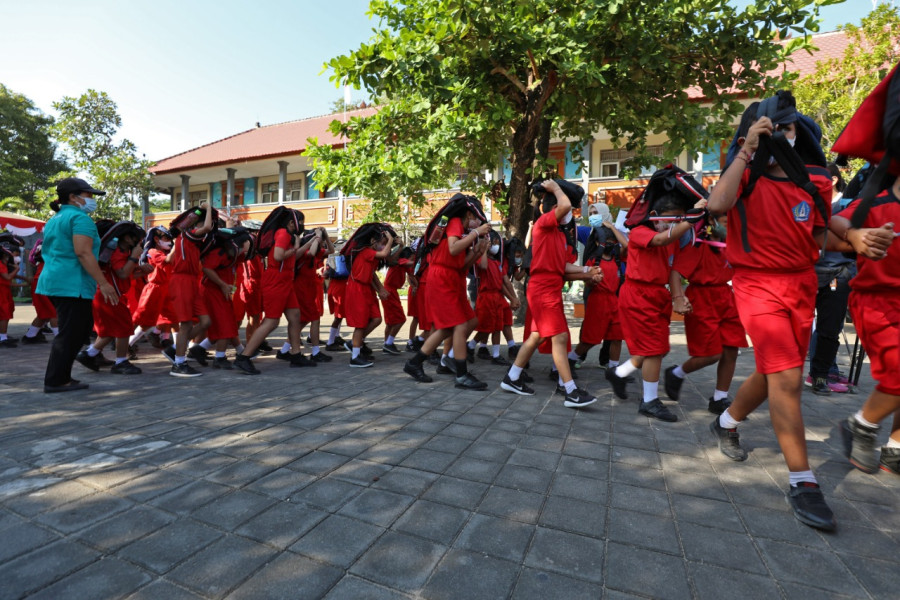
[1,303,898,600]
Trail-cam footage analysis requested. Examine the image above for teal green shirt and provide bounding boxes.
[35,205,100,299]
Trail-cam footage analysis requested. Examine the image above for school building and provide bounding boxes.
[146,31,850,235]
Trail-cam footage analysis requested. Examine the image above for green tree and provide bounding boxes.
[793,3,900,162]
[0,84,69,214]
[52,90,152,220]
[329,96,370,114]
[307,0,835,237]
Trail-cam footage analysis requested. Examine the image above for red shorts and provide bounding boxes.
[133,282,167,329]
[263,276,299,321]
[732,269,816,374]
[93,294,133,338]
[684,284,748,357]
[124,280,144,316]
[382,288,406,326]
[849,292,900,396]
[619,280,671,357]
[417,279,433,330]
[502,302,513,328]
[0,288,13,321]
[475,290,506,333]
[295,277,324,322]
[526,281,568,339]
[203,284,239,341]
[32,292,56,320]
[580,291,623,345]
[427,265,474,330]
[169,274,207,323]
[327,279,347,319]
[239,284,262,317]
[345,281,381,328]
[407,287,419,319]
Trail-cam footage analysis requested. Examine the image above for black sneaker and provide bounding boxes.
[405,340,416,352]
[310,351,333,363]
[708,397,731,415]
[40,324,53,334]
[21,333,47,344]
[605,367,629,400]
[548,368,577,382]
[840,416,879,474]
[160,337,174,348]
[428,352,442,366]
[564,388,598,409]
[880,447,900,475]
[258,341,274,353]
[111,360,142,374]
[276,350,292,361]
[437,358,457,375]
[382,343,402,355]
[811,377,832,396]
[787,482,836,531]
[234,355,260,375]
[455,372,488,390]
[147,332,162,348]
[290,353,318,368]
[128,344,139,360]
[305,335,313,344]
[212,357,233,370]
[466,349,475,364]
[508,345,519,359]
[639,399,677,422]
[476,346,491,360]
[350,355,374,368]
[161,345,176,365]
[75,350,101,371]
[663,365,684,401]
[94,353,114,367]
[500,374,534,396]
[170,362,202,378]
[361,343,373,357]
[326,342,347,352]
[187,346,209,366]
[403,360,433,382]
[520,369,534,384]
[709,416,747,461]
[334,336,348,347]
[490,355,511,366]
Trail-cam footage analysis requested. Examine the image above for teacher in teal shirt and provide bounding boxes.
[38,178,118,393]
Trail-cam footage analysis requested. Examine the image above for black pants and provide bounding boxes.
[809,275,851,379]
[45,297,94,387]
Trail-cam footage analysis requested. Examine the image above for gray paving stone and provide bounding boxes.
[609,482,672,517]
[291,514,384,567]
[371,465,439,495]
[245,467,316,499]
[422,476,489,510]
[837,552,900,599]
[556,455,608,479]
[462,441,514,463]
[679,521,768,574]
[204,459,276,487]
[455,513,534,562]
[512,567,605,599]
[0,520,59,563]
[507,448,559,471]
[423,434,472,454]
[478,486,544,523]
[167,534,277,597]
[28,556,152,600]
[444,456,505,483]
[338,488,415,527]
[737,504,828,547]
[34,493,134,534]
[148,479,234,516]
[605,541,691,599]
[758,538,868,597]
[351,531,447,592]
[117,519,222,574]
[422,549,519,600]
[688,561,781,600]
[548,472,608,505]
[125,579,205,599]
[664,468,731,502]
[76,506,174,552]
[323,575,412,600]
[523,526,604,584]
[670,493,745,533]
[4,479,98,516]
[538,496,605,538]
[609,461,667,491]
[287,450,350,475]
[226,551,343,599]
[607,506,680,554]
[235,501,328,548]
[392,499,469,544]
[191,489,277,531]
[0,539,98,599]
[288,477,365,510]
[399,448,458,473]
[495,464,554,493]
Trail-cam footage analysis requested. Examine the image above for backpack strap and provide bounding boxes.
[850,116,899,228]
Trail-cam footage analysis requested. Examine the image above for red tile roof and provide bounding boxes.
[151,106,378,174]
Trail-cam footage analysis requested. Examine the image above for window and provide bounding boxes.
[261,180,303,203]
[600,162,619,179]
[175,190,208,207]
[599,145,668,179]
[261,182,278,204]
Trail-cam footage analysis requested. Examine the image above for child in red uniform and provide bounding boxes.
[22,242,59,344]
[381,246,412,355]
[345,225,393,367]
[77,228,145,374]
[403,195,490,388]
[605,187,704,421]
[706,91,838,531]
[404,239,423,352]
[0,246,17,348]
[288,227,333,362]
[665,213,748,414]
[201,233,252,369]
[130,228,173,348]
[472,232,518,365]
[236,246,265,349]
[324,252,349,351]
[499,180,602,407]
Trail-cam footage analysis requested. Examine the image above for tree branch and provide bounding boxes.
[527,49,541,80]
[490,61,527,93]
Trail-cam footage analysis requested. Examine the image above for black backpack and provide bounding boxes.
[96,220,145,265]
[257,207,303,258]
[624,164,707,230]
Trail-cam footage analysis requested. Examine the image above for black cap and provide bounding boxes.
[56,177,106,197]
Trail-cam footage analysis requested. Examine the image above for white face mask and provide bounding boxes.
[76,195,97,214]
[13,256,21,265]
[787,136,796,148]
[490,244,500,254]
[561,210,573,225]
[158,241,172,250]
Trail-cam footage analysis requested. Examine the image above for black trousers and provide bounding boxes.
[45,297,94,387]
[809,274,851,379]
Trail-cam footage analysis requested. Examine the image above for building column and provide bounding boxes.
[301,170,310,200]
[694,151,704,182]
[226,168,237,209]
[278,161,289,205]
[168,187,175,211]
[180,175,190,211]
[582,139,593,191]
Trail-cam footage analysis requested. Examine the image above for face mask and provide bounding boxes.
[787,136,796,148]
[561,210,573,225]
[13,256,21,265]
[77,196,97,214]
[158,240,172,250]
[514,257,522,266]
[468,219,481,230]
[589,215,604,228]
[490,244,500,254]
[654,220,672,233]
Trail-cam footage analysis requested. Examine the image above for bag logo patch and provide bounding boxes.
[792,200,811,222]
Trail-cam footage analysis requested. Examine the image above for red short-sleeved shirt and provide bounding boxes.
[673,243,732,285]
[242,255,263,291]
[477,258,504,292]
[0,262,10,289]
[268,229,296,277]
[529,211,567,290]
[384,264,407,290]
[429,217,467,270]
[625,226,672,285]
[838,191,900,292]
[586,256,619,294]
[146,249,170,286]
[171,234,202,276]
[351,247,377,284]
[202,249,236,287]
[726,167,831,272]
[103,248,133,294]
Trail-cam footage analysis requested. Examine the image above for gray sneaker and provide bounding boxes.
[840,416,880,473]
[880,446,900,475]
[709,416,747,461]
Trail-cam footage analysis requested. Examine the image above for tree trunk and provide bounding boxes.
[536,116,551,176]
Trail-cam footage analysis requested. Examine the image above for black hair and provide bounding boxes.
[826,162,846,193]
[650,192,687,215]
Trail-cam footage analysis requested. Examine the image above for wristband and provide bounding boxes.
[583,266,589,273]
[738,149,753,164]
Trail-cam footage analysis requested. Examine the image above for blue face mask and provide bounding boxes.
[589,215,604,228]
[77,196,97,214]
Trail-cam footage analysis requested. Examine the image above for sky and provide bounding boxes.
[0,0,881,163]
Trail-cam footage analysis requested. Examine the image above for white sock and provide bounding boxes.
[128,327,145,346]
[608,360,619,368]
[854,411,879,429]
[175,355,186,365]
[235,344,244,353]
[281,342,291,353]
[789,470,817,486]
[352,346,360,359]
[508,365,523,380]
[558,375,564,386]
[642,380,658,403]
[51,327,59,335]
[564,380,577,394]
[447,349,454,359]
[467,340,476,350]
[200,338,213,350]
[328,327,339,344]
[171,332,177,345]
[87,345,100,357]
[215,351,226,358]
[719,409,740,429]
[312,345,320,355]
[673,365,686,379]
[0,334,6,341]
[386,335,395,345]
[492,345,500,358]
[160,332,171,340]
[26,325,40,337]
[886,438,900,448]
[713,389,729,401]
[115,357,127,365]
[417,336,425,342]
[507,341,517,349]
[615,360,638,378]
